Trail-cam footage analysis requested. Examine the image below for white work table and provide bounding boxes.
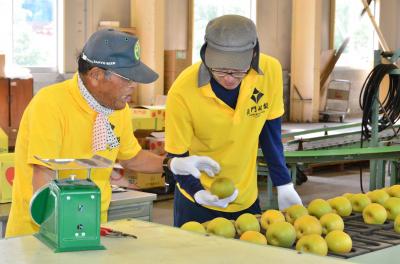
[0,219,353,264]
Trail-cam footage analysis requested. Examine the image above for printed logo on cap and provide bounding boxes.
[134,41,141,61]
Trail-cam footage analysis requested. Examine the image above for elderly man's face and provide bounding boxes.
[87,68,137,110]
[210,68,248,90]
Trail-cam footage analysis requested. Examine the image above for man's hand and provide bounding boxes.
[194,189,238,208]
[169,156,220,178]
[277,183,302,211]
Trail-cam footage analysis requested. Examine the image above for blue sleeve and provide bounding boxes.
[167,152,204,197]
[259,117,292,186]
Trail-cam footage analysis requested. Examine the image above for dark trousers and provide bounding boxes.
[173,187,262,227]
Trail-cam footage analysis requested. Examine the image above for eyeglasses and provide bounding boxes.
[104,69,135,85]
[210,68,249,79]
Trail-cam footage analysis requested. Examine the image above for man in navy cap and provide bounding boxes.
[165,15,302,227]
[6,29,220,237]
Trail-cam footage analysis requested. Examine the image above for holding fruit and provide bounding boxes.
[210,177,235,199]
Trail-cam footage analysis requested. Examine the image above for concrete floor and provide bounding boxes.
[152,118,388,226]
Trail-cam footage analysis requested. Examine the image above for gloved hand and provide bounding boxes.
[277,183,302,211]
[169,155,220,178]
[194,189,239,208]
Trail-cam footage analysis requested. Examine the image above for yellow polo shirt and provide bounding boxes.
[165,53,284,212]
[6,73,141,238]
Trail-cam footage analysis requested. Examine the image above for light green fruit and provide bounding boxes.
[296,234,328,256]
[294,215,322,239]
[350,193,371,213]
[367,190,390,205]
[206,217,236,238]
[307,199,332,219]
[328,196,352,217]
[383,197,400,220]
[235,213,260,235]
[266,222,296,248]
[363,203,387,225]
[284,204,309,224]
[394,215,400,233]
[210,177,235,199]
[325,230,352,254]
[180,221,206,234]
[388,185,400,197]
[319,213,344,235]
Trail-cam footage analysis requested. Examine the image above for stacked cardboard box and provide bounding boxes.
[111,163,164,190]
[131,105,165,131]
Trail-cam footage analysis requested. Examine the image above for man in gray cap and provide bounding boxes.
[6,29,220,237]
[165,15,302,227]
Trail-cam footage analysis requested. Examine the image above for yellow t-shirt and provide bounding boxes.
[165,53,284,212]
[5,73,141,238]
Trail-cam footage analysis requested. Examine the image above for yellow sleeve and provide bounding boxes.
[117,105,142,160]
[165,92,193,154]
[267,59,285,120]
[26,94,63,166]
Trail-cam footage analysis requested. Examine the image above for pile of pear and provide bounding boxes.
[180,184,400,257]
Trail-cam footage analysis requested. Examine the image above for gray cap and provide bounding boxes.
[204,15,257,70]
[81,29,158,84]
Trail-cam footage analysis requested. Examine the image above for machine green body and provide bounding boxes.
[31,178,105,252]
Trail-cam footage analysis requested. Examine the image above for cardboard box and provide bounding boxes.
[131,105,165,128]
[0,127,8,153]
[110,164,165,190]
[0,54,5,78]
[0,153,14,203]
[146,131,165,155]
[132,117,163,131]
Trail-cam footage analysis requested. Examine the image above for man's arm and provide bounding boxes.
[259,117,302,210]
[259,117,292,186]
[32,164,55,192]
[119,149,164,173]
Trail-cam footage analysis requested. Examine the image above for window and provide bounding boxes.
[192,0,256,63]
[334,0,378,68]
[0,0,59,72]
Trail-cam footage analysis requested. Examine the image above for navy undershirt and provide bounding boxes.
[168,77,292,198]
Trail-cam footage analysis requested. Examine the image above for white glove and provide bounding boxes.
[194,189,239,208]
[169,155,220,178]
[277,183,302,211]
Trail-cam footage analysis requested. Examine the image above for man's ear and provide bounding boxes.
[87,67,104,86]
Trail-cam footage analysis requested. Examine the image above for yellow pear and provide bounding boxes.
[296,234,328,256]
[239,230,267,245]
[266,221,296,248]
[363,203,387,225]
[294,215,322,239]
[325,230,352,254]
[260,209,285,230]
[388,185,400,198]
[394,215,400,233]
[206,217,236,238]
[328,196,352,217]
[180,221,206,234]
[367,189,390,205]
[350,193,371,213]
[319,213,344,235]
[342,193,354,201]
[383,197,400,220]
[307,199,332,219]
[284,204,309,224]
[235,213,260,235]
[210,177,235,199]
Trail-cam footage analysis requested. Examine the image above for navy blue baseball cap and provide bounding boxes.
[81,29,158,84]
